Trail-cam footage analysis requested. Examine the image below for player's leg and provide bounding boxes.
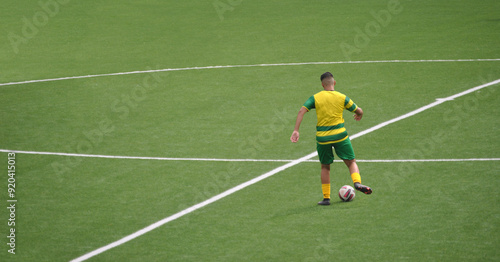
[342,159,371,194]
[320,164,331,202]
[343,158,360,183]
[320,164,330,184]
[317,143,334,205]
[334,138,373,194]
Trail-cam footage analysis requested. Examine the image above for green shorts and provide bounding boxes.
[316,138,356,165]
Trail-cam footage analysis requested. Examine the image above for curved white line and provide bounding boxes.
[1,58,499,87]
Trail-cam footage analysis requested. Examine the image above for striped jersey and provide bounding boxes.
[302,90,358,144]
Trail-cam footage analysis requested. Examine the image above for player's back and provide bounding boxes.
[313,90,348,127]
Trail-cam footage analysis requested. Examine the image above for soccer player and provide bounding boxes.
[290,72,372,205]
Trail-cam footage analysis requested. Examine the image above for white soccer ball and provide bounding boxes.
[338,185,355,202]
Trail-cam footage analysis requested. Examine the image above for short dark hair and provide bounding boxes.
[320,72,334,81]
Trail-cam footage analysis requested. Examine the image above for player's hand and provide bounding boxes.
[353,107,363,121]
[290,131,300,143]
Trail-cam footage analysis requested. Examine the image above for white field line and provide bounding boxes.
[69,152,318,262]
[341,158,500,163]
[348,79,500,141]
[0,149,283,162]
[1,58,499,87]
[0,149,498,163]
[68,79,500,262]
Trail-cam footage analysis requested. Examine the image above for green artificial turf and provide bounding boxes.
[1,0,499,261]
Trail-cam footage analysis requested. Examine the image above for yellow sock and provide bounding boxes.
[322,184,331,199]
[351,172,361,184]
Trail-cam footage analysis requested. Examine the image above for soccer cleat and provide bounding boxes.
[354,182,372,194]
[317,198,331,205]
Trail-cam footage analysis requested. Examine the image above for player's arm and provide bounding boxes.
[344,96,363,121]
[290,107,309,143]
[353,107,363,121]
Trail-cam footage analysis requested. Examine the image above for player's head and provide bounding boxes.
[320,72,336,87]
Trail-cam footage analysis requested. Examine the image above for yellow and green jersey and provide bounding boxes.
[302,90,358,145]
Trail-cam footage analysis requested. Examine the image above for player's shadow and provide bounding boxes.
[270,199,361,220]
